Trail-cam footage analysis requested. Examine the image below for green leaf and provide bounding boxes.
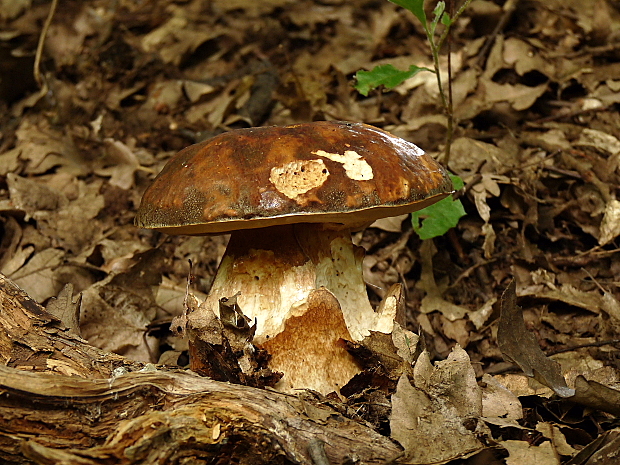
[411,174,465,239]
[388,0,426,24]
[354,64,431,96]
[430,1,445,36]
[432,1,446,18]
[441,11,452,27]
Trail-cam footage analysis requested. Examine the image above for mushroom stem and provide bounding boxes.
[188,223,398,392]
[202,223,394,341]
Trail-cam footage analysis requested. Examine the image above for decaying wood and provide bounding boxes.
[0,273,137,379]
[0,273,401,464]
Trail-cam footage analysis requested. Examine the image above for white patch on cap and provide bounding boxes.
[313,150,374,181]
[269,159,330,200]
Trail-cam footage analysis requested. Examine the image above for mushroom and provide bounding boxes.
[136,121,453,394]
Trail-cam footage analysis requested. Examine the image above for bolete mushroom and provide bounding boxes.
[136,121,453,394]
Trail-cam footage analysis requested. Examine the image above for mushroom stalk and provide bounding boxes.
[188,223,396,392]
[201,223,395,340]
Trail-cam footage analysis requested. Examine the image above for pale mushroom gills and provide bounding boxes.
[136,121,453,394]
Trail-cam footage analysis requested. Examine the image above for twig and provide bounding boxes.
[33,0,59,88]
[547,339,620,356]
[448,257,496,289]
[476,0,520,68]
[527,105,610,125]
[548,42,620,59]
[579,246,620,257]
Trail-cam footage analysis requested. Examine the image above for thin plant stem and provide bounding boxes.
[427,0,473,163]
[445,0,456,165]
[34,0,59,88]
[437,0,472,50]
[445,26,453,163]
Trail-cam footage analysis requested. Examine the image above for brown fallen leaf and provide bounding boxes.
[571,375,620,417]
[45,283,81,336]
[501,439,559,465]
[390,374,483,464]
[80,249,165,361]
[8,247,65,303]
[480,374,523,421]
[536,422,577,457]
[4,118,86,176]
[418,240,468,321]
[389,346,485,464]
[7,172,67,218]
[565,429,620,465]
[498,279,575,398]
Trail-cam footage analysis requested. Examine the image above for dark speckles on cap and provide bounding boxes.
[136,121,453,234]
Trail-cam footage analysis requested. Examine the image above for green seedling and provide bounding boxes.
[355,0,470,108]
[354,0,471,238]
[411,174,465,240]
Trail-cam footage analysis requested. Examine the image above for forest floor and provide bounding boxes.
[1,0,620,463]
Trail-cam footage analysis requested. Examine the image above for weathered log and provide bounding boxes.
[0,273,135,379]
[0,273,401,464]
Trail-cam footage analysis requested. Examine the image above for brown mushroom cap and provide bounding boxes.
[136,121,453,235]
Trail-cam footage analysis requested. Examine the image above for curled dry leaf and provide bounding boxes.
[571,375,620,417]
[97,139,143,190]
[576,128,620,156]
[7,173,67,218]
[140,12,223,65]
[340,319,417,398]
[391,375,483,464]
[7,247,65,303]
[599,199,620,246]
[186,291,284,389]
[6,173,105,255]
[568,429,620,465]
[3,118,86,176]
[516,266,604,315]
[536,422,577,457]
[449,137,517,174]
[498,279,575,398]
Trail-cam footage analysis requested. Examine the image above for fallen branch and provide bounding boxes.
[0,273,400,464]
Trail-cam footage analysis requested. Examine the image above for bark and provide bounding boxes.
[0,273,401,465]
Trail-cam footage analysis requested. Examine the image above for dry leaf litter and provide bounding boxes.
[1,0,620,463]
